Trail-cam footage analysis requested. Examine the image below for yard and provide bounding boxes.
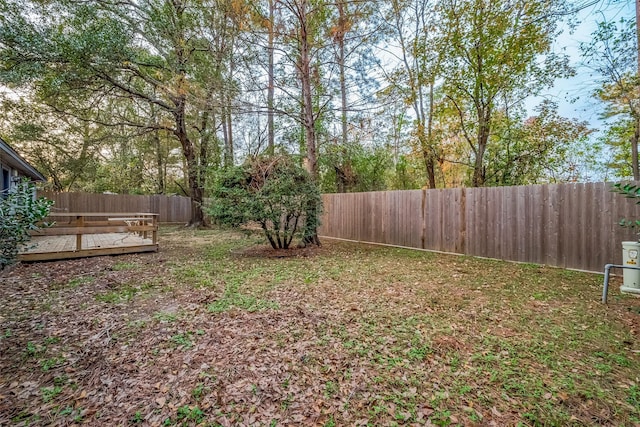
[1,226,640,426]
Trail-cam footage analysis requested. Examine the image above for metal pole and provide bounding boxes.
[603,264,612,304]
[601,264,640,303]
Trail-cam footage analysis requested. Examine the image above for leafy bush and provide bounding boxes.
[208,156,322,249]
[0,181,53,270]
[613,183,640,237]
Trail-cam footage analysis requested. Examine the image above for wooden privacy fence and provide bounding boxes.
[319,182,640,273]
[37,192,192,223]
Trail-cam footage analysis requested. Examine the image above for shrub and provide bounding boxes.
[0,181,53,270]
[208,156,322,249]
[612,182,640,239]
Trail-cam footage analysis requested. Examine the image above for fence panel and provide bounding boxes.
[38,192,192,223]
[38,184,640,272]
[319,183,640,273]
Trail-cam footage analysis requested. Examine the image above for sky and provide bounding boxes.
[533,0,636,128]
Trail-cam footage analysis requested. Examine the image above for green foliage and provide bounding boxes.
[95,285,139,304]
[438,0,571,186]
[0,0,608,193]
[484,101,594,185]
[0,0,233,222]
[0,181,52,270]
[208,156,322,249]
[600,117,636,179]
[612,183,640,239]
[581,18,637,116]
[320,142,393,193]
[582,18,640,180]
[628,385,640,410]
[389,155,427,190]
[174,405,205,424]
[41,386,63,402]
[207,282,279,313]
[170,333,194,349]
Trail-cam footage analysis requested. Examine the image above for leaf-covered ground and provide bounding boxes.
[2,226,640,426]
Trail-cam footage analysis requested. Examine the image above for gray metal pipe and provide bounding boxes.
[602,264,640,303]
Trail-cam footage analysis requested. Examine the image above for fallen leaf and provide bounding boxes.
[421,406,435,416]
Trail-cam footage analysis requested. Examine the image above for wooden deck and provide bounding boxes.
[18,212,159,262]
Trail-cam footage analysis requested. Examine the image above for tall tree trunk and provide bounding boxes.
[225,107,233,165]
[393,0,439,189]
[299,2,317,180]
[222,105,230,166]
[635,0,640,179]
[334,0,351,193]
[267,0,275,155]
[171,0,204,225]
[297,0,320,246]
[472,142,486,187]
[418,128,437,189]
[473,110,490,187]
[636,0,640,76]
[427,81,443,188]
[337,0,348,147]
[173,97,204,226]
[632,116,640,180]
[153,129,164,194]
[199,109,210,191]
[222,94,234,167]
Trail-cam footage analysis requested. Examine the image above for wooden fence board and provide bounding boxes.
[422,190,436,250]
[38,192,192,223]
[532,185,545,265]
[319,182,640,273]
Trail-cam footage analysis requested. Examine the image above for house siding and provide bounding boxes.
[0,138,45,196]
[1,162,18,195]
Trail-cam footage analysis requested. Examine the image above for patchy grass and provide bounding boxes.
[1,226,640,425]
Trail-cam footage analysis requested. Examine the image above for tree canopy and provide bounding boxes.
[0,0,623,201]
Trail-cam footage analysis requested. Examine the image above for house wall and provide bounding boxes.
[0,138,45,192]
[0,161,19,195]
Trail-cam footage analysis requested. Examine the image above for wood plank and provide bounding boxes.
[489,187,497,258]
[465,188,476,256]
[31,225,158,236]
[514,186,524,262]
[411,190,422,248]
[590,183,605,271]
[433,189,443,251]
[20,244,158,262]
[459,188,466,254]
[523,185,533,264]
[476,187,486,257]
[380,191,387,244]
[531,185,543,265]
[496,187,503,258]
[564,183,580,269]
[583,183,594,271]
[46,212,158,217]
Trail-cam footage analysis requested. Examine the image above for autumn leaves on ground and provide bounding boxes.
[1,227,640,426]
